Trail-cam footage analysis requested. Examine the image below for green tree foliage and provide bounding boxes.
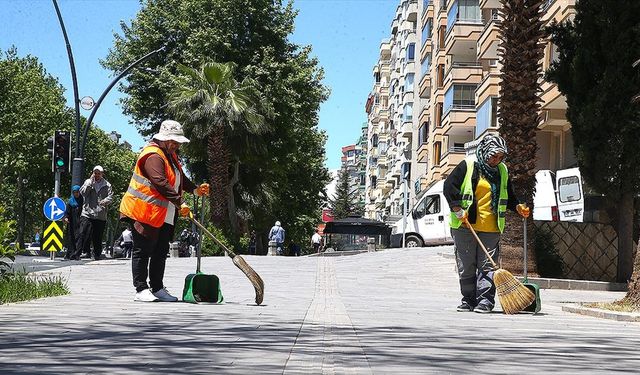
[546,0,640,282]
[169,61,270,235]
[0,48,138,248]
[329,168,362,220]
[102,0,330,249]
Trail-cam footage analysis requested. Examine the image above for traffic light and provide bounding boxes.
[52,130,71,173]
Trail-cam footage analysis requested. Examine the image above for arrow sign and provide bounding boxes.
[43,221,64,252]
[43,197,66,221]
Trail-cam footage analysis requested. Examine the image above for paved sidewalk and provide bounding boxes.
[1,247,639,374]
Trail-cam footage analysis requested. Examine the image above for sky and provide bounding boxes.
[0,0,398,170]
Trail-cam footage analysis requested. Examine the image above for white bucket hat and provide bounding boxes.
[152,120,190,143]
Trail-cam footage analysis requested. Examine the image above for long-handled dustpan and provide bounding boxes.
[522,217,542,313]
[189,213,264,306]
[183,197,224,304]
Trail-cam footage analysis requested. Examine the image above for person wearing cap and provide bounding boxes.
[63,185,84,260]
[78,165,114,260]
[443,133,530,314]
[120,119,210,302]
[268,221,285,256]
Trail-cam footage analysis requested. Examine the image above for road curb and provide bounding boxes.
[438,252,627,291]
[562,304,640,322]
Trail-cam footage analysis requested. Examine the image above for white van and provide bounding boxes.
[533,167,584,222]
[390,180,453,247]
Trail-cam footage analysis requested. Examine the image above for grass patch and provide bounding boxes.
[0,272,69,304]
[584,301,640,313]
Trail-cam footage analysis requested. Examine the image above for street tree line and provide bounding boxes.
[0,47,137,246]
[102,0,330,252]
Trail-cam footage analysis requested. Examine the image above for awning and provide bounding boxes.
[323,216,391,236]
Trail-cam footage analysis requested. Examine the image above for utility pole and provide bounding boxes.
[52,0,164,187]
[402,170,408,248]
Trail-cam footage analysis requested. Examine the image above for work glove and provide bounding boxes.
[517,203,530,218]
[195,183,210,196]
[454,209,468,222]
[179,203,191,218]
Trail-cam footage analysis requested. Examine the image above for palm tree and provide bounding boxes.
[169,61,269,235]
[497,0,545,272]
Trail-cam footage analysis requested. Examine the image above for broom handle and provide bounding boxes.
[464,221,499,269]
[523,217,528,281]
[189,214,237,258]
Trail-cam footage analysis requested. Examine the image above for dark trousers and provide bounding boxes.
[313,243,321,253]
[122,242,133,258]
[132,223,173,293]
[65,224,80,259]
[78,217,106,260]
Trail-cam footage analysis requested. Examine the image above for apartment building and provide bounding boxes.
[364,0,422,221]
[340,140,367,210]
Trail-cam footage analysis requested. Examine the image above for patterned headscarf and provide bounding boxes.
[475,134,508,212]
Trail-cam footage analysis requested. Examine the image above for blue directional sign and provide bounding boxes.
[43,197,66,221]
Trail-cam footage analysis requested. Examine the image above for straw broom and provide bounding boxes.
[464,220,535,314]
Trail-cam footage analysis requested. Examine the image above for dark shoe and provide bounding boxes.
[474,304,492,314]
[456,302,474,312]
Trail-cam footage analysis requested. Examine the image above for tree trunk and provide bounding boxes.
[16,174,25,247]
[623,233,640,306]
[227,159,241,236]
[206,127,229,227]
[616,192,635,282]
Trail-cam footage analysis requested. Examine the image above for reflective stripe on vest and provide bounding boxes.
[450,159,509,233]
[119,145,182,227]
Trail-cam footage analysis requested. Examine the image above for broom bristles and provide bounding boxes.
[494,269,535,314]
[232,255,265,305]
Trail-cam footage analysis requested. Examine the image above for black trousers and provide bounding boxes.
[78,217,106,260]
[132,223,174,293]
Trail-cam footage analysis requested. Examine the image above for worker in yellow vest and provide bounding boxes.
[120,120,209,302]
[444,134,530,313]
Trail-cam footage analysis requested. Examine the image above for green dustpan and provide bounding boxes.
[182,198,223,304]
[522,217,541,313]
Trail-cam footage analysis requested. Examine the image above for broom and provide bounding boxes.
[464,220,535,314]
[189,212,264,305]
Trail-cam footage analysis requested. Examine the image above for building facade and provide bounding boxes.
[364,0,576,220]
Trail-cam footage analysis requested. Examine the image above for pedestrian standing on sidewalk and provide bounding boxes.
[63,185,83,260]
[248,230,257,255]
[311,229,322,254]
[268,221,285,255]
[443,134,530,314]
[78,166,113,260]
[116,227,134,258]
[120,120,210,302]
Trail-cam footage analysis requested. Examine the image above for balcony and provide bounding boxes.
[420,37,432,61]
[439,146,467,176]
[421,0,434,24]
[477,16,501,60]
[407,0,419,17]
[419,72,432,99]
[443,62,482,91]
[444,18,483,56]
[538,108,569,131]
[479,0,501,9]
[541,0,576,25]
[419,104,430,124]
[417,142,429,162]
[540,79,566,111]
[441,105,476,137]
[400,120,413,139]
[475,70,500,108]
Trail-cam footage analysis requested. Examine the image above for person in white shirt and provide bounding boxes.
[311,229,323,254]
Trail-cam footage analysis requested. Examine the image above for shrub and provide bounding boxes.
[534,228,565,278]
[0,272,68,304]
[201,225,234,257]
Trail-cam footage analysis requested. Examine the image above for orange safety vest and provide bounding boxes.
[119,143,183,227]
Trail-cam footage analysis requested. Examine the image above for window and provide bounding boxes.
[406,73,415,92]
[433,141,441,165]
[445,84,476,113]
[558,176,581,203]
[438,25,446,47]
[419,122,429,145]
[404,102,414,122]
[422,18,433,42]
[437,64,445,87]
[347,150,354,157]
[435,103,443,127]
[413,194,440,219]
[372,134,379,147]
[407,43,416,61]
[374,71,381,83]
[374,94,380,105]
[379,141,387,153]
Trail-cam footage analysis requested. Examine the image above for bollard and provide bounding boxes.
[367,237,376,252]
[169,242,180,258]
[267,240,278,256]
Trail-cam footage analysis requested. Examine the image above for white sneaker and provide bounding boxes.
[152,287,178,302]
[134,289,159,302]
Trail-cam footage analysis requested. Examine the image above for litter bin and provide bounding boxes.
[267,240,277,256]
[169,242,180,258]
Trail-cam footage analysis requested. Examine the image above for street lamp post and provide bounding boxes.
[52,0,164,186]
